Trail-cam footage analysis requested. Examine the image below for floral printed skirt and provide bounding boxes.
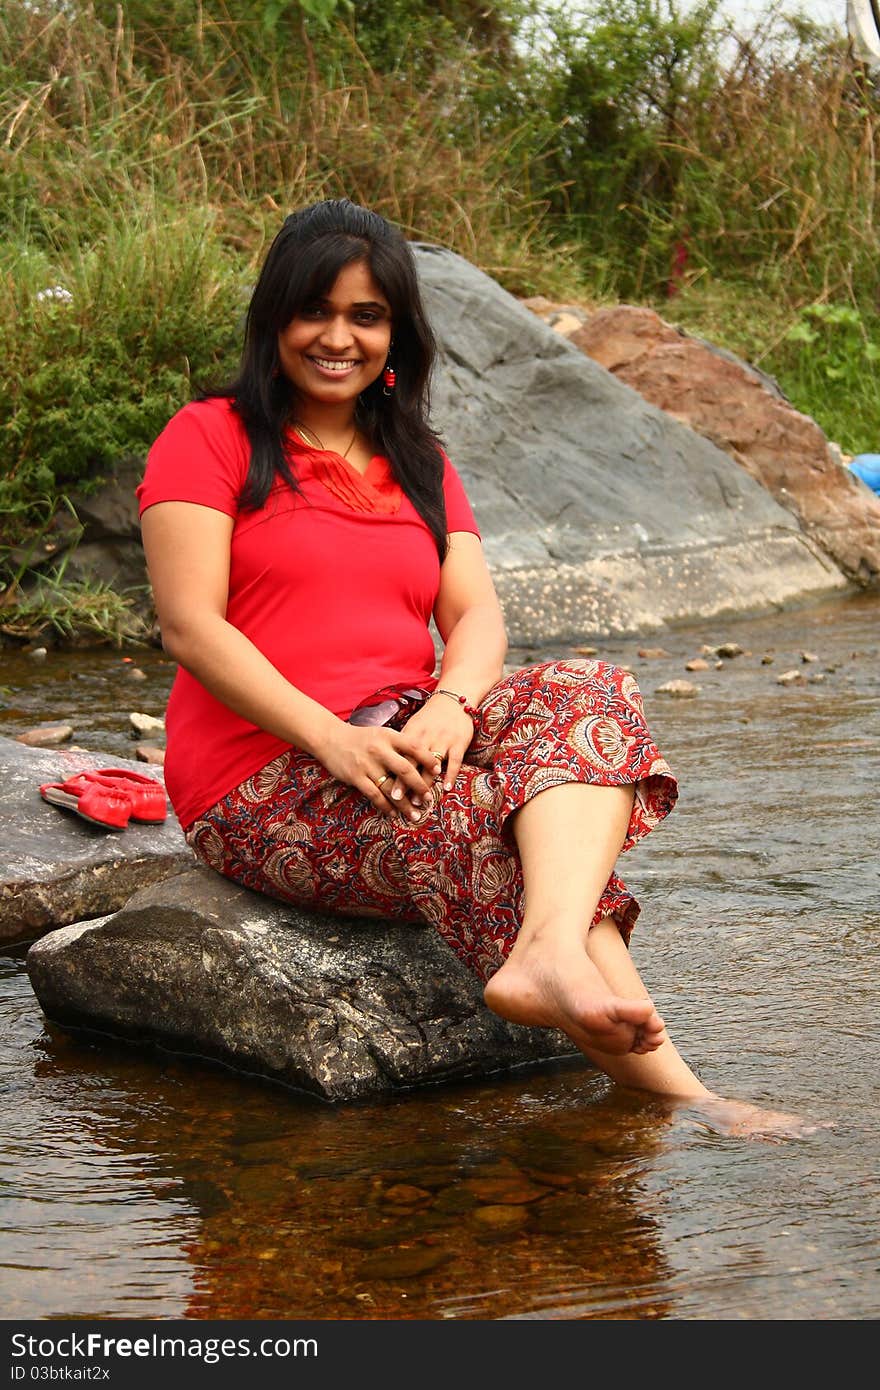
[185,659,678,983]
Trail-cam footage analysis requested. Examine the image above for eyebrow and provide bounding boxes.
[309,295,390,310]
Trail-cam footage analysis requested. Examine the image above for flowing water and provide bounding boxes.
[1,591,878,1321]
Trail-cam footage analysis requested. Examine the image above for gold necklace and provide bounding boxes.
[292,422,358,460]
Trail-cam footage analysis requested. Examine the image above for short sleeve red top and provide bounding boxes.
[136,397,481,828]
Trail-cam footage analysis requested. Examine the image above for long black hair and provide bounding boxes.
[205,199,448,559]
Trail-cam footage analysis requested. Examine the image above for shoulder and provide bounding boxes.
[138,398,250,516]
[438,448,481,537]
[153,396,248,450]
[148,397,250,477]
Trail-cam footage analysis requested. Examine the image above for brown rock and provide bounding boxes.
[471,1205,530,1229]
[135,744,166,764]
[381,1184,433,1206]
[358,1246,452,1279]
[16,724,74,747]
[520,295,557,315]
[685,657,710,671]
[129,712,165,735]
[638,647,672,659]
[776,669,806,685]
[570,304,880,585]
[460,1175,546,1204]
[548,311,585,337]
[655,679,699,698]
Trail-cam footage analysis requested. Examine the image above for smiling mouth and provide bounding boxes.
[310,357,358,372]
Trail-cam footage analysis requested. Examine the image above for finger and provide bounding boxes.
[371,764,427,822]
[385,752,435,801]
[365,772,399,816]
[442,747,466,791]
[424,747,445,778]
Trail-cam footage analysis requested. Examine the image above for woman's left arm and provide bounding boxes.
[403,531,508,790]
[433,530,507,701]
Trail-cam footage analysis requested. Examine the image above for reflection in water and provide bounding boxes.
[2,591,879,1319]
[24,1023,677,1321]
[176,1079,677,1321]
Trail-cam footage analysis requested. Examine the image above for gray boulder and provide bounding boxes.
[414,245,849,644]
[0,735,191,946]
[25,866,578,1101]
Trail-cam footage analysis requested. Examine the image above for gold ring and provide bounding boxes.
[375,773,391,789]
[431,750,444,762]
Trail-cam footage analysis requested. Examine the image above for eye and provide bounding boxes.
[354,310,385,325]
[298,303,326,320]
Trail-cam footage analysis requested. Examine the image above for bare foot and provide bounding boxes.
[682,1095,833,1142]
[484,937,665,1057]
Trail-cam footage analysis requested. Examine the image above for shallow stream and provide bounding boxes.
[1,592,878,1320]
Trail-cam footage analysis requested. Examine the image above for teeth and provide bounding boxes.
[313,358,355,371]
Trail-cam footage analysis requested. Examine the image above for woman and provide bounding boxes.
[139,198,811,1137]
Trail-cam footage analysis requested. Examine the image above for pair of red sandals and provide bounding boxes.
[40,767,167,831]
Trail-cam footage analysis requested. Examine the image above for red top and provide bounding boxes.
[136,397,481,828]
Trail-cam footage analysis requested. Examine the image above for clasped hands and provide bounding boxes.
[322,695,474,821]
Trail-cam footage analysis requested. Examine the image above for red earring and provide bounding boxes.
[382,365,396,395]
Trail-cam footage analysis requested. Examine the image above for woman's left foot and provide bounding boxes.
[681,1096,832,1142]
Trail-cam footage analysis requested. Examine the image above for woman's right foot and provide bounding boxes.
[483,936,666,1057]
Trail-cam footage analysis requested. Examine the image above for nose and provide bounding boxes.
[319,314,354,351]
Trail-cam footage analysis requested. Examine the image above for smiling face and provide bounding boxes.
[276,259,392,409]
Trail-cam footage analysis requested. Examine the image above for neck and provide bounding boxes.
[290,404,362,461]
[292,401,357,438]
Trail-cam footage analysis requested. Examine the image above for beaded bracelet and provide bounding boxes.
[435,688,480,723]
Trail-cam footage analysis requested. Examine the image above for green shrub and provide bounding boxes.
[769,301,880,454]
[0,208,243,539]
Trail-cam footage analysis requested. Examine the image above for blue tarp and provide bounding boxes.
[850,454,880,496]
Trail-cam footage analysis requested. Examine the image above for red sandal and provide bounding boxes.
[84,767,168,823]
[40,777,133,831]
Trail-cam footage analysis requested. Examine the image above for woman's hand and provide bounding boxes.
[401,693,475,793]
[317,721,443,822]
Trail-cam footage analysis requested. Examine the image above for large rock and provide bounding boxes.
[554,303,880,587]
[414,246,850,643]
[0,735,191,946]
[25,867,578,1101]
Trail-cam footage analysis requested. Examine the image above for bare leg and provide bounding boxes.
[581,917,710,1096]
[582,918,826,1137]
[484,784,669,1060]
[484,783,825,1139]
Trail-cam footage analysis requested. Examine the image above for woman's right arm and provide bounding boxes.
[141,501,343,757]
[140,501,437,816]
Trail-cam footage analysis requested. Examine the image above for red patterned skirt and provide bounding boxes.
[185,660,678,982]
